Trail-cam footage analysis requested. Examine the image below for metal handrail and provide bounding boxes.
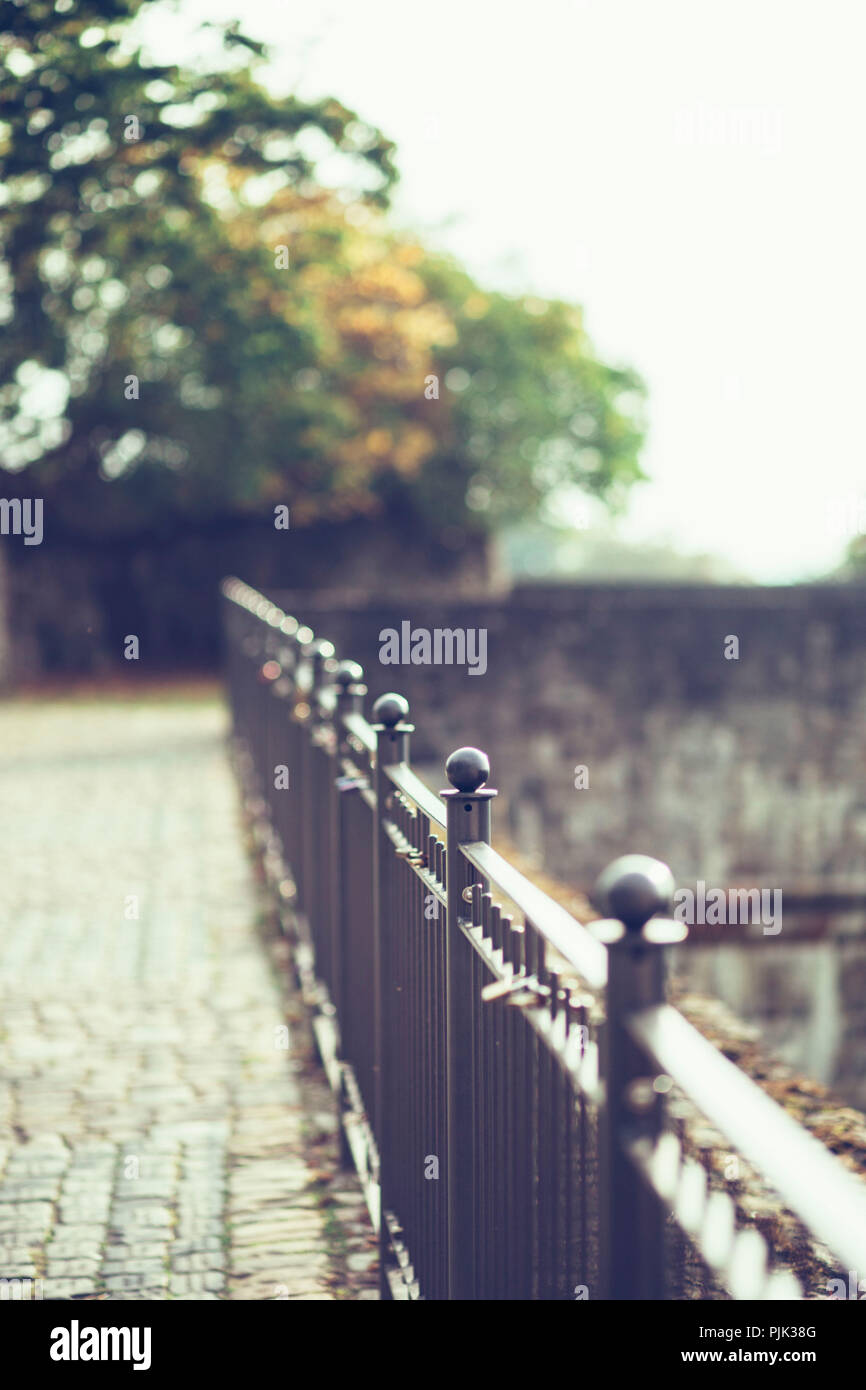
[630,1002,866,1276]
[384,762,447,828]
[342,710,376,754]
[459,840,608,990]
[222,573,866,1301]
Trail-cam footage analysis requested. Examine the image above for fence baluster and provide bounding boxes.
[442,746,497,1301]
[595,854,680,1299]
[222,579,866,1305]
[372,692,412,1298]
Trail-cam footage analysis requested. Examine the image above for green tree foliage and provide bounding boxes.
[0,0,645,541]
[412,256,646,530]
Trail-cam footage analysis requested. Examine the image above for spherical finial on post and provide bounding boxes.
[334,660,367,727]
[303,637,336,663]
[445,746,490,795]
[372,692,409,728]
[298,638,337,719]
[335,660,364,689]
[302,637,336,683]
[593,854,675,931]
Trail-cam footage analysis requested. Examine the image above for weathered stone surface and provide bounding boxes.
[0,698,377,1301]
[278,585,866,1105]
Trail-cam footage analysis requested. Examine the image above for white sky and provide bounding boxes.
[138,0,866,582]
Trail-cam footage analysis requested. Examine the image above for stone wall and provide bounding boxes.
[273,582,866,886]
[272,581,866,1103]
[0,516,495,682]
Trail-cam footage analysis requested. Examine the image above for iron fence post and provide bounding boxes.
[372,692,413,1298]
[334,661,366,737]
[273,614,299,697]
[296,636,334,944]
[331,662,367,1037]
[314,660,364,1172]
[594,854,683,1299]
[306,636,336,725]
[442,746,497,1301]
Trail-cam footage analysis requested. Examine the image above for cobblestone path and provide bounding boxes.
[0,691,377,1301]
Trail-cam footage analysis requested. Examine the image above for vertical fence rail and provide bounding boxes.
[443,747,495,1299]
[221,578,866,1302]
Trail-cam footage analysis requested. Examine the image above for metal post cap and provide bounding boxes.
[303,638,336,660]
[372,693,409,727]
[593,854,675,930]
[335,660,364,688]
[445,747,490,794]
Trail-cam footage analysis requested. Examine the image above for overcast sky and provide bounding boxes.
[140,0,866,582]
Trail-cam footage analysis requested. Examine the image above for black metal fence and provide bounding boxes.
[222,576,866,1301]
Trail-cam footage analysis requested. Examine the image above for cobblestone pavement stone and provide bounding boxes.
[0,692,378,1301]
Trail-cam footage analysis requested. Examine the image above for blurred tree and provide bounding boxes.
[410,256,646,532]
[833,533,866,580]
[0,0,396,536]
[0,0,645,545]
[243,191,646,533]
